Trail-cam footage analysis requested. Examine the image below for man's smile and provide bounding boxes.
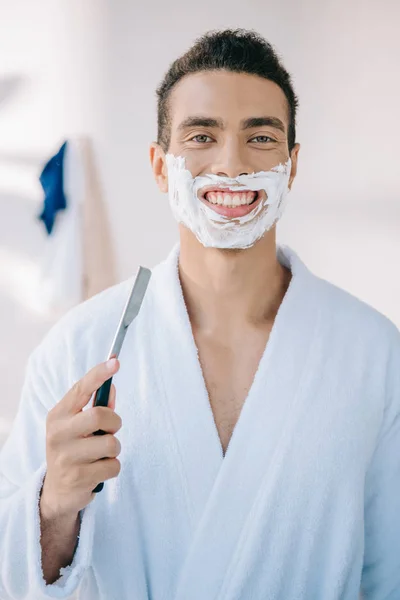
[198,186,265,218]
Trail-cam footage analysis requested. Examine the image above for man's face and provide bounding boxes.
[150,70,300,249]
[164,70,299,185]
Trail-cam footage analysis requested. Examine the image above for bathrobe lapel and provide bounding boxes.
[150,245,224,528]
[150,244,322,599]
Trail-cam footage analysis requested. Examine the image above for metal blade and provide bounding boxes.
[123,266,152,326]
[107,266,151,359]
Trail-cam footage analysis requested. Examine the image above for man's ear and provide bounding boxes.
[288,143,300,190]
[149,142,168,193]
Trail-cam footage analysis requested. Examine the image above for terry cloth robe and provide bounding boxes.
[0,244,400,600]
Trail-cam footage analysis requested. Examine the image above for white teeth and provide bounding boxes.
[205,191,257,207]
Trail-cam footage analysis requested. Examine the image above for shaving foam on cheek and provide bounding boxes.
[165,153,292,249]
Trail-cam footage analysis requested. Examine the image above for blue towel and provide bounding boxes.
[38,141,68,235]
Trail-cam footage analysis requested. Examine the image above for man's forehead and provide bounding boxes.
[169,71,289,131]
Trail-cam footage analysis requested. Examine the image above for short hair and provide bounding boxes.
[155,28,299,153]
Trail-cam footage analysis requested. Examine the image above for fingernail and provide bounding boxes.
[106,358,117,372]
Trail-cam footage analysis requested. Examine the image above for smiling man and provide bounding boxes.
[150,60,299,458]
[1,29,400,600]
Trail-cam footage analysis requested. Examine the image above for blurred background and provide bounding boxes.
[0,0,399,447]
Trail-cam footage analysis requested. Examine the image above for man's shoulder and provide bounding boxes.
[53,278,133,337]
[313,273,400,349]
[30,248,174,378]
[32,278,136,370]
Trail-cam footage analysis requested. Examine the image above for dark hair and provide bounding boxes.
[156,28,299,153]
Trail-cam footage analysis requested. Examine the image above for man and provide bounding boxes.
[0,29,399,600]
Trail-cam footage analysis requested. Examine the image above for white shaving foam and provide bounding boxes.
[165,153,292,249]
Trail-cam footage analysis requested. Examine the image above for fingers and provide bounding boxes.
[92,457,121,484]
[55,458,121,493]
[68,406,122,439]
[55,360,120,417]
[64,434,122,464]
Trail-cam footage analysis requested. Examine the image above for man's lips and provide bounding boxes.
[199,187,265,218]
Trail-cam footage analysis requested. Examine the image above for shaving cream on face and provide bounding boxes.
[165,153,292,249]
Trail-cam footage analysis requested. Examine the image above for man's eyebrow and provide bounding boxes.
[241,117,286,134]
[177,116,225,131]
[177,115,286,135]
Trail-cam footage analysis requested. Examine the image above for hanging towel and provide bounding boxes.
[34,139,116,317]
[38,141,68,235]
[0,244,399,599]
[35,141,83,315]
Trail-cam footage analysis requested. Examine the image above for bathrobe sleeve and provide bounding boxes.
[0,332,96,599]
[361,328,400,600]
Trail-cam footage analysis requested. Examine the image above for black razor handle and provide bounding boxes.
[92,378,113,493]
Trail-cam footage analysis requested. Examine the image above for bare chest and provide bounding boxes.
[193,327,272,456]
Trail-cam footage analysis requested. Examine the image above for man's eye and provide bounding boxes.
[249,136,276,143]
[190,135,213,143]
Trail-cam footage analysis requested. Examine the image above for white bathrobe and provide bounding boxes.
[1,244,399,600]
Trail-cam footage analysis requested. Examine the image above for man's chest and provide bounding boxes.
[193,326,272,455]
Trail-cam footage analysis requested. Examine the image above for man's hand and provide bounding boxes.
[40,358,122,520]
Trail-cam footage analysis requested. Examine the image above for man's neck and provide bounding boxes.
[178,227,292,338]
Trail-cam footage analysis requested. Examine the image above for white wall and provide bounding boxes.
[0,0,399,444]
[0,0,109,443]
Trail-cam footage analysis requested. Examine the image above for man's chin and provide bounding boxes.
[177,220,276,252]
[178,225,250,253]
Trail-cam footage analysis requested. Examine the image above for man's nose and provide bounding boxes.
[209,142,252,178]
